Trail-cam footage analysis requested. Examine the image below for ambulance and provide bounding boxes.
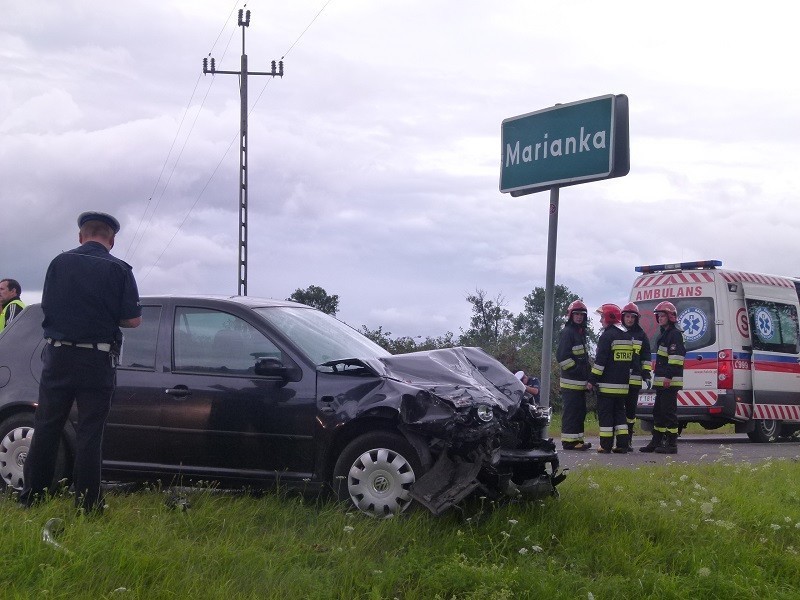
[630,260,800,442]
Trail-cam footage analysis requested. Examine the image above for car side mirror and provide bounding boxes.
[255,357,302,382]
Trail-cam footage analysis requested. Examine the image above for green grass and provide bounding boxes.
[2,458,799,599]
[548,412,736,437]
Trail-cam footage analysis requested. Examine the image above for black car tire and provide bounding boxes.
[0,413,68,492]
[747,419,780,443]
[333,432,422,519]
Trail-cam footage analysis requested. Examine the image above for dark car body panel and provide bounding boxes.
[0,296,564,514]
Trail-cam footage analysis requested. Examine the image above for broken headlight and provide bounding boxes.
[475,405,494,423]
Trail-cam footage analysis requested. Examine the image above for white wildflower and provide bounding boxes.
[675,500,682,507]
[659,500,668,508]
[680,474,688,481]
[343,525,354,533]
[701,502,713,515]
[519,547,529,555]
[589,482,600,490]
[770,524,781,531]
[785,516,792,523]
[508,519,518,526]
[614,485,623,493]
[531,545,543,553]
[501,531,511,539]
[697,567,710,577]
[711,496,719,503]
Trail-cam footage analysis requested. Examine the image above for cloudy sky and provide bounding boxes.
[2,0,798,339]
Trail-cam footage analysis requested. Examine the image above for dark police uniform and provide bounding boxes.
[20,212,140,512]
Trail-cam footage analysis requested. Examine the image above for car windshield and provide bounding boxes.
[254,306,390,365]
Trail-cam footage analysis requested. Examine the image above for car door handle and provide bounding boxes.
[165,386,191,398]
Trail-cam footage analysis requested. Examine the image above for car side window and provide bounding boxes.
[173,307,282,375]
[118,306,162,370]
[747,300,800,354]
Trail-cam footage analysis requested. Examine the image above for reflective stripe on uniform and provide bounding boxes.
[598,383,629,394]
[560,357,576,369]
[599,426,614,438]
[560,377,587,390]
[668,354,685,366]
[572,344,586,356]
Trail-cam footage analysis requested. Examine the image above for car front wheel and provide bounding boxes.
[333,432,421,518]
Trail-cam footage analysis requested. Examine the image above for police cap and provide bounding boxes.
[77,211,121,234]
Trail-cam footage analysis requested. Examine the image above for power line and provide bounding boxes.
[124,0,242,262]
[137,1,336,287]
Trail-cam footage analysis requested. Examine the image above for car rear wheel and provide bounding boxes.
[333,432,421,519]
[747,419,780,443]
[0,414,68,492]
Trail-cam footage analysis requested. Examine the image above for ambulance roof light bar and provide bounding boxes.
[635,260,723,274]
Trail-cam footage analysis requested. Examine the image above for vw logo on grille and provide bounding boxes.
[373,475,390,493]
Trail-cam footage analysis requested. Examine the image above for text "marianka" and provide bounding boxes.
[505,127,607,167]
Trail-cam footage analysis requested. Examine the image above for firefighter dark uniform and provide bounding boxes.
[557,300,591,450]
[622,303,651,452]
[641,301,685,454]
[20,211,141,512]
[589,304,634,453]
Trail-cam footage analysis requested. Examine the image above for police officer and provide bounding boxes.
[640,301,685,454]
[0,278,25,332]
[588,304,634,453]
[622,302,651,452]
[515,370,541,404]
[557,300,592,450]
[19,211,141,512]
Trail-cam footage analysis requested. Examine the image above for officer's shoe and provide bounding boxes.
[612,447,628,454]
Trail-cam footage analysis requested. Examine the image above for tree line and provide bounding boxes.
[287,284,598,410]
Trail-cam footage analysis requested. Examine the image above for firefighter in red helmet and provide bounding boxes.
[641,301,685,454]
[556,300,592,450]
[588,303,634,453]
[621,302,651,452]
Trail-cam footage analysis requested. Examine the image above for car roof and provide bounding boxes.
[138,295,309,309]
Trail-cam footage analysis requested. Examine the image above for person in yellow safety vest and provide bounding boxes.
[0,279,25,332]
[622,302,651,452]
[640,301,685,454]
[557,300,592,451]
[588,303,634,453]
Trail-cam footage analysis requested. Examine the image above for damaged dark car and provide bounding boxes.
[0,296,565,518]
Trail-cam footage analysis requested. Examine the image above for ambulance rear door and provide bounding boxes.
[741,282,800,409]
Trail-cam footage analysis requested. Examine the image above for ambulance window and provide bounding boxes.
[636,299,716,352]
[747,301,800,354]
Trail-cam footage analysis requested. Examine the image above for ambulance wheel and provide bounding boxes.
[747,419,779,443]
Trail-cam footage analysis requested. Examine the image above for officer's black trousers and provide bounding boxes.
[21,344,114,512]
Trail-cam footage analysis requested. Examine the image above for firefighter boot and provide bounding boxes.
[613,431,629,453]
[655,432,678,454]
[639,431,664,453]
[626,422,635,452]
[597,437,614,454]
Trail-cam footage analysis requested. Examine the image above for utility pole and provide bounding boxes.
[202,9,284,296]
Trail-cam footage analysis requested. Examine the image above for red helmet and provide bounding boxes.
[566,300,588,321]
[621,302,640,317]
[597,303,622,327]
[654,300,678,322]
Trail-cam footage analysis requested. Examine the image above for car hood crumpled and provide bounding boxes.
[358,346,526,413]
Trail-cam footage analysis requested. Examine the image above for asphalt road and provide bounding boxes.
[555,434,800,471]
